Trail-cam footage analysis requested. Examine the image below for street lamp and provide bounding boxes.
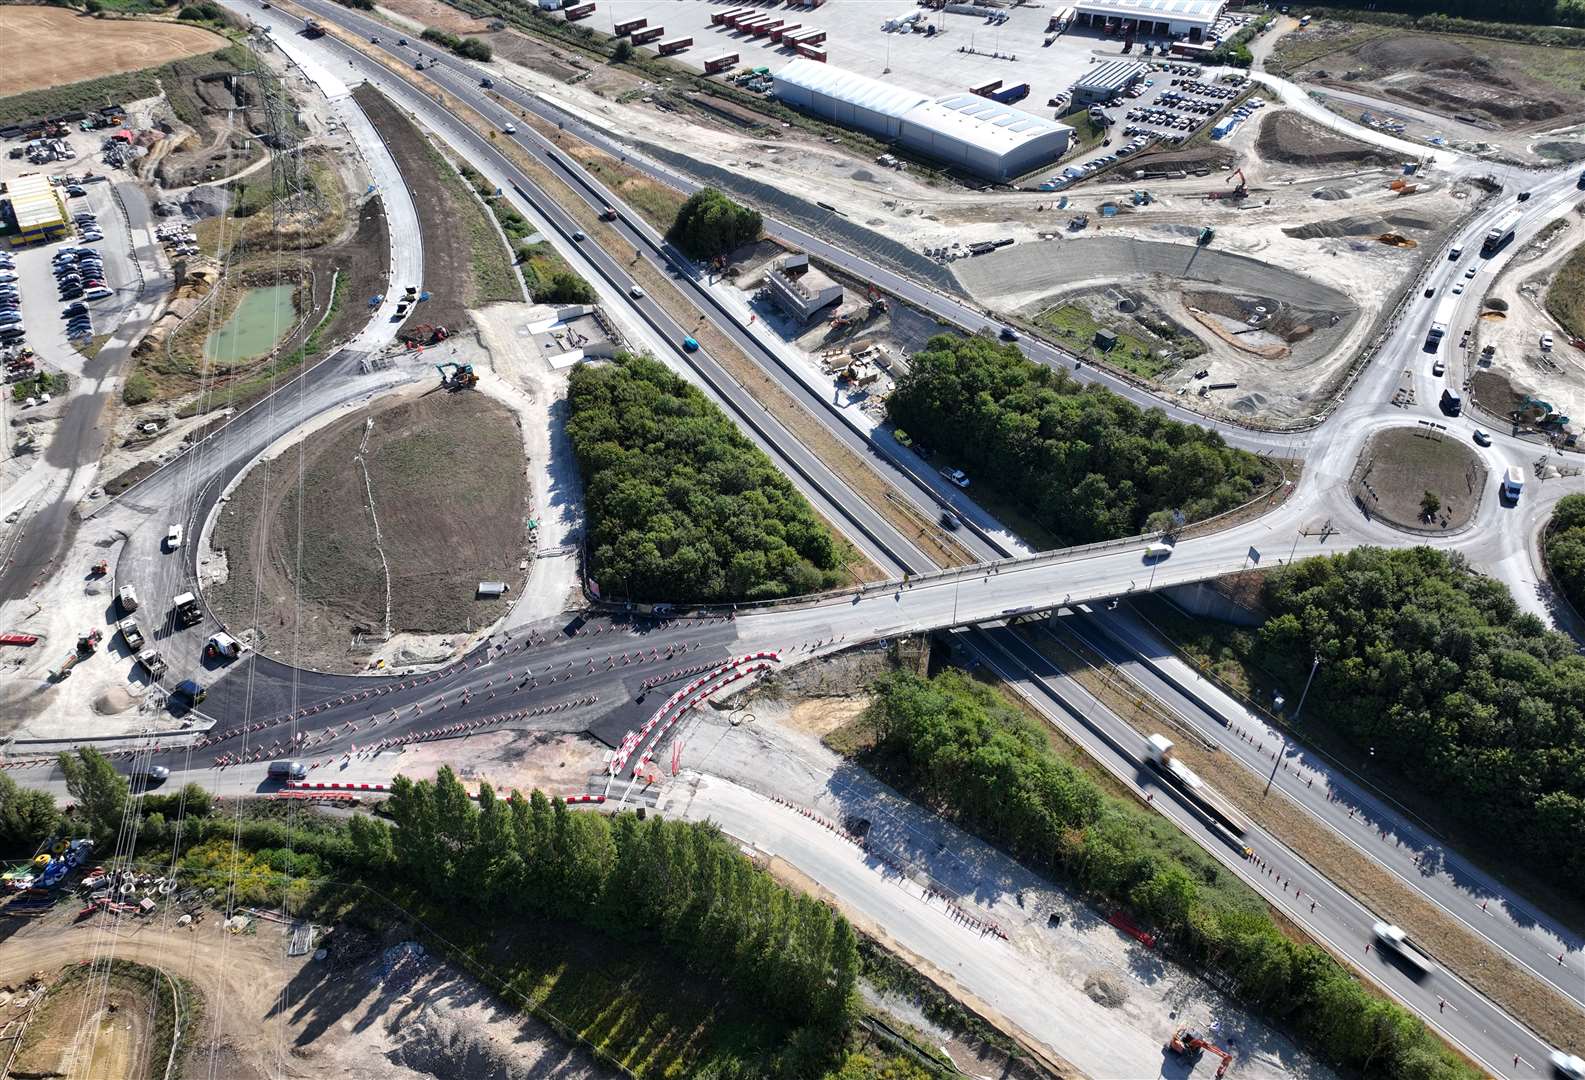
[1266,654,1319,796]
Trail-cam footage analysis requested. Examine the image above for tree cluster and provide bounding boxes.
[1255,547,1585,893]
[864,670,1478,1080]
[1545,493,1585,616]
[885,334,1268,543]
[370,769,859,1035]
[0,772,62,856]
[420,26,492,61]
[665,187,762,261]
[567,353,844,602]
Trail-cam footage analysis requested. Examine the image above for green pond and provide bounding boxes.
[204,284,296,364]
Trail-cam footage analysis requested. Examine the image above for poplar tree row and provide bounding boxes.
[352,769,860,1030]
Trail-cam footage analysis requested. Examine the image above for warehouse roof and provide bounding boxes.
[1073,0,1225,24]
[912,94,1073,155]
[1074,60,1149,91]
[5,173,64,232]
[774,58,930,118]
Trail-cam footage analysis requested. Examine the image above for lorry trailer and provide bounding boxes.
[1481,210,1521,256]
[563,2,596,21]
[613,17,646,35]
[1145,735,1250,837]
[704,52,740,74]
[796,43,827,61]
[631,25,665,44]
[770,23,801,42]
[751,19,784,36]
[658,36,694,55]
[1373,922,1435,974]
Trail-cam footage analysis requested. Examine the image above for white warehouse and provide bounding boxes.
[773,59,1072,181]
[1071,0,1227,42]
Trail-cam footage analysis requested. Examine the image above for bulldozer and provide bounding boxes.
[1167,1026,1232,1078]
[435,362,478,391]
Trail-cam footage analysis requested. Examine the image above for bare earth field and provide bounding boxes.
[0,6,225,96]
[209,385,533,671]
[0,914,617,1080]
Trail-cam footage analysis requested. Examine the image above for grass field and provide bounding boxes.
[1035,302,1182,380]
[1545,240,1585,340]
[1359,426,1483,531]
[0,7,224,99]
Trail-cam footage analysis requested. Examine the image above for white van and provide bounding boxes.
[1143,542,1174,561]
[84,286,113,301]
[206,632,246,661]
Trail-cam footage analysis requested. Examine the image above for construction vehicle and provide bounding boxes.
[116,583,139,614]
[118,619,145,651]
[50,629,103,681]
[865,283,888,315]
[403,323,449,347]
[1225,166,1247,199]
[1198,226,1215,246]
[435,361,478,390]
[136,650,168,679]
[1167,1027,1232,1078]
[172,592,202,627]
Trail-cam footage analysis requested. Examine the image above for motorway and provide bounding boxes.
[5,2,1583,1075]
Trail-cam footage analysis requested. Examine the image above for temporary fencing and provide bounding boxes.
[608,652,781,779]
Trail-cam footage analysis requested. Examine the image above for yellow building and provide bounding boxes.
[4,173,68,246]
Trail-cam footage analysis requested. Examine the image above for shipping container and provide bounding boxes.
[613,16,646,35]
[563,2,595,20]
[631,24,664,44]
[795,42,826,61]
[704,52,740,74]
[658,36,693,54]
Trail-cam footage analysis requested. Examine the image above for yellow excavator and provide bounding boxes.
[435,362,478,391]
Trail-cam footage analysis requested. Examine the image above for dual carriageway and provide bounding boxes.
[10,3,1585,1074]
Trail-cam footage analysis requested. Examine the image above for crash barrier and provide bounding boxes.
[609,652,780,778]
[1108,910,1157,949]
[286,781,390,793]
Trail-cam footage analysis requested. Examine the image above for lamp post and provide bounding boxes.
[1266,654,1319,796]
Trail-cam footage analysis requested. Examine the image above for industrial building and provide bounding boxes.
[774,59,1072,180]
[765,252,843,321]
[1071,0,1226,41]
[2,173,67,246]
[1070,60,1148,104]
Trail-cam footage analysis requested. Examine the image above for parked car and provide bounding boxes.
[938,467,970,488]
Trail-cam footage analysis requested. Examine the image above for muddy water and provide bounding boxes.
[204,283,296,364]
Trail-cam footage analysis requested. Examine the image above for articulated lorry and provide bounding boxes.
[1373,922,1435,974]
[1145,735,1250,838]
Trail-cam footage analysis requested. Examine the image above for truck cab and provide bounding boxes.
[173,592,202,627]
[116,584,139,614]
[1501,465,1524,503]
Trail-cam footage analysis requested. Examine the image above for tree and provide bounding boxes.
[56,747,126,843]
[664,187,762,260]
[886,334,1267,544]
[0,773,61,853]
[1420,489,1441,519]
[611,38,634,63]
[566,353,845,602]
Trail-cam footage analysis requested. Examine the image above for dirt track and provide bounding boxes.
[0,7,224,96]
[209,385,532,671]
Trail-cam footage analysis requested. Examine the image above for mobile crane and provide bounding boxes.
[1167,1026,1233,1078]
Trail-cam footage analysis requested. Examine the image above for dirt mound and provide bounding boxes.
[1083,973,1128,1009]
[93,687,138,714]
[1311,187,1352,201]
[1536,141,1585,163]
[1256,111,1398,167]
[1284,215,1389,240]
[1354,33,1475,72]
[1128,145,1236,174]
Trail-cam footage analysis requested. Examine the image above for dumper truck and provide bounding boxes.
[118,619,145,651]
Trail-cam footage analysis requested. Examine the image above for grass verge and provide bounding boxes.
[1545,239,1585,341]
[427,144,521,303]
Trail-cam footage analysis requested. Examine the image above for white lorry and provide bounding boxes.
[1373,922,1435,974]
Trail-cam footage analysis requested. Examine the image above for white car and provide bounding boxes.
[628,285,644,299]
[1452,283,1464,295]
[1540,332,1554,351]
[502,123,517,134]
[166,524,183,550]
